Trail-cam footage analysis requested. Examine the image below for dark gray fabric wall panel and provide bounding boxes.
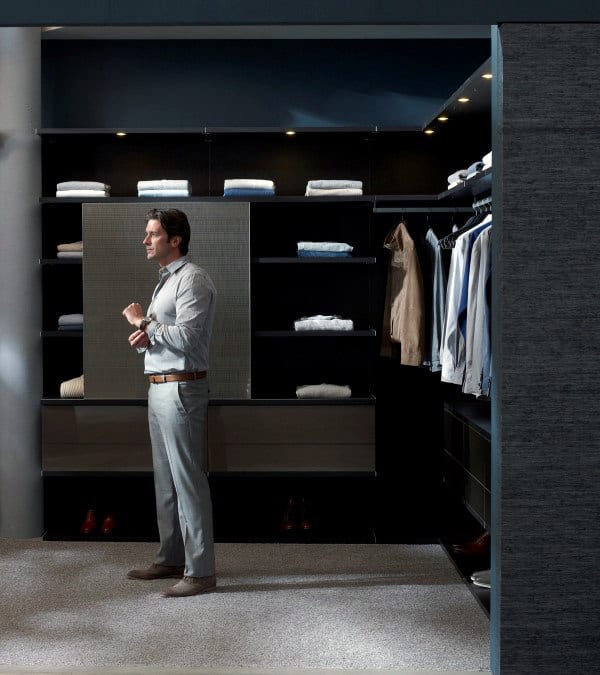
[498,24,600,673]
[83,202,250,399]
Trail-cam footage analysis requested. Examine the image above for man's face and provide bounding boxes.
[143,218,178,265]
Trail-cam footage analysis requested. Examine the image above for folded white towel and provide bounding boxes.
[305,188,363,196]
[57,252,83,259]
[447,180,462,190]
[447,170,468,185]
[60,374,84,399]
[138,189,190,197]
[58,313,84,325]
[297,241,354,252]
[306,180,363,190]
[57,181,110,191]
[224,179,275,190]
[56,190,109,198]
[137,180,191,190]
[482,151,492,167]
[57,241,83,252]
[296,383,352,399]
[294,315,354,331]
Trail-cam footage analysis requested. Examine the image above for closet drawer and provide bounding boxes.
[42,406,152,472]
[208,404,375,472]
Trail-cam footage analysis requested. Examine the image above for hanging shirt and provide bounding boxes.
[425,228,447,372]
[380,222,425,366]
[440,214,492,385]
[463,225,492,396]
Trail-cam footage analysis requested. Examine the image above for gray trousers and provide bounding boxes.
[148,378,215,578]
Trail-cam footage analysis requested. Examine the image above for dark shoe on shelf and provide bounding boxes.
[280,497,296,532]
[100,513,116,535]
[127,563,185,580]
[161,574,217,598]
[451,531,490,556]
[80,508,96,535]
[299,497,312,531]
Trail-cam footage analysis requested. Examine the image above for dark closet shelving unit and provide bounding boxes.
[39,114,491,542]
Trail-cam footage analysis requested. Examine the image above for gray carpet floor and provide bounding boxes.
[0,540,489,672]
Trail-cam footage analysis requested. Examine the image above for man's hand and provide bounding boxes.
[128,330,150,349]
[122,302,144,327]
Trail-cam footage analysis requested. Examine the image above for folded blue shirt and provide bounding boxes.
[223,188,275,197]
[297,250,352,257]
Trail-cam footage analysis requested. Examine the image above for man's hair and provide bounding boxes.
[145,208,191,255]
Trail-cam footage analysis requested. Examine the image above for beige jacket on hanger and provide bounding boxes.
[380,221,425,366]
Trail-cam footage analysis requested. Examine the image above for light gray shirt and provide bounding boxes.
[141,255,217,375]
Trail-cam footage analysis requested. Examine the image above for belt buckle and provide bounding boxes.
[161,374,168,383]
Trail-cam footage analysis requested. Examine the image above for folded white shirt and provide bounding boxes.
[57,181,110,191]
[296,383,352,399]
[56,190,109,197]
[294,315,354,331]
[137,180,191,190]
[482,151,492,167]
[138,189,190,197]
[306,180,363,190]
[447,169,468,185]
[305,187,363,196]
[297,241,354,252]
[57,251,83,259]
[447,180,462,190]
[224,179,275,190]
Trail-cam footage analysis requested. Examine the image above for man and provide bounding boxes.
[122,208,217,598]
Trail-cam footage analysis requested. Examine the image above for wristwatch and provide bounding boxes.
[138,316,152,331]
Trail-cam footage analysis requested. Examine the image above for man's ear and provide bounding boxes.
[171,235,182,249]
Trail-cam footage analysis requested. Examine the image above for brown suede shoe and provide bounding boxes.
[127,563,185,580]
[161,574,216,598]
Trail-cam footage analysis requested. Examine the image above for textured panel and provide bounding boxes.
[498,24,600,673]
[83,202,250,399]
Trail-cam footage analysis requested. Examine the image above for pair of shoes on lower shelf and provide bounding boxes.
[80,509,116,535]
[470,569,491,589]
[451,531,490,556]
[280,496,311,532]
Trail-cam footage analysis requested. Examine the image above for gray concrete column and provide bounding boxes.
[494,23,600,673]
[0,28,42,537]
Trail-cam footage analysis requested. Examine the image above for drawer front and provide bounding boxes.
[208,405,375,472]
[42,406,152,471]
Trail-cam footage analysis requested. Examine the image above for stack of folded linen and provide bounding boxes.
[60,374,84,399]
[447,170,467,189]
[297,241,354,258]
[466,160,485,179]
[57,240,83,259]
[294,314,354,331]
[296,383,352,399]
[305,180,362,196]
[482,151,492,170]
[58,313,83,331]
[137,180,191,198]
[56,181,110,198]
[223,179,275,197]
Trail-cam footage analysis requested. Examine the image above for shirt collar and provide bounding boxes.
[158,254,190,278]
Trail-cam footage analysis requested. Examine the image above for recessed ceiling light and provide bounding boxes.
[482,73,493,79]
[116,132,127,137]
[285,130,296,136]
[458,97,470,103]
[424,129,435,135]
[437,116,449,122]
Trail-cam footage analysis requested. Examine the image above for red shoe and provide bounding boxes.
[299,498,312,531]
[451,531,490,555]
[280,497,296,532]
[100,514,116,535]
[80,509,96,535]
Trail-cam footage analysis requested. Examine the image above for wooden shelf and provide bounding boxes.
[40,258,82,265]
[438,167,492,200]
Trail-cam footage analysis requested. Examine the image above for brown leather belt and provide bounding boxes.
[148,371,207,384]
